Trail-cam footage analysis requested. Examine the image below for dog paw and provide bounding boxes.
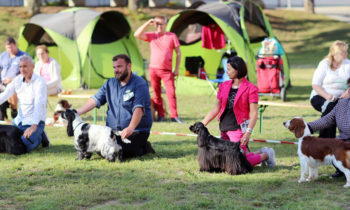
[344,183,350,188]
[122,138,131,144]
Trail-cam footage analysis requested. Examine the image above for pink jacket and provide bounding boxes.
[217,78,259,125]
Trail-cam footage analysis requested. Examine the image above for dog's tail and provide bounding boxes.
[112,130,131,144]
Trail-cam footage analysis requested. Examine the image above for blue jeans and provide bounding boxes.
[13,121,45,152]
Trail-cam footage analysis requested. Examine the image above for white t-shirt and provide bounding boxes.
[310,58,350,99]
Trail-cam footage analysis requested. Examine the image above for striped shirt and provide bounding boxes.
[308,98,350,140]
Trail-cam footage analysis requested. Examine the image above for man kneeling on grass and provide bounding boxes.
[77,54,155,159]
[0,55,49,152]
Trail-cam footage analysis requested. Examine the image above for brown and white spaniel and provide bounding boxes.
[284,117,350,188]
[46,99,72,125]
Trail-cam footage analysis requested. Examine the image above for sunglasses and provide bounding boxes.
[156,22,164,26]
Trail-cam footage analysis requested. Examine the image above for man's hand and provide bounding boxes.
[23,124,37,139]
[173,69,179,77]
[148,18,155,26]
[120,126,134,139]
[2,78,12,85]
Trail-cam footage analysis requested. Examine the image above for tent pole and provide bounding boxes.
[206,76,217,95]
[88,40,92,90]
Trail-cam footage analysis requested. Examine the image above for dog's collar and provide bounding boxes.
[73,122,85,132]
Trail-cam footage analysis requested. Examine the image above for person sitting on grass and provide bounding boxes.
[201,56,276,168]
[77,54,155,159]
[0,56,49,152]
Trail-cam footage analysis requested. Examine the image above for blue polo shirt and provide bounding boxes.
[0,49,29,81]
[92,73,153,132]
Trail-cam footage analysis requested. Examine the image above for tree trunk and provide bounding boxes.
[25,0,41,17]
[128,0,138,12]
[304,0,315,14]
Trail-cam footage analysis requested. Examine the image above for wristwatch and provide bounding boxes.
[246,128,253,133]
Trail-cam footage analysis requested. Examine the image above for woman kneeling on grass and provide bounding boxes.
[202,56,275,167]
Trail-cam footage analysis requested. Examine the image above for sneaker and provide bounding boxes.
[171,117,184,124]
[157,116,165,122]
[41,130,50,148]
[259,147,269,166]
[266,148,276,167]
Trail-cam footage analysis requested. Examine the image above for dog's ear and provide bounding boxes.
[64,110,75,137]
[67,119,74,137]
[290,118,305,138]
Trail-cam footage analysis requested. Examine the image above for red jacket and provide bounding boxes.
[217,78,259,124]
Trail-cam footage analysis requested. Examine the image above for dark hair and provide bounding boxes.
[5,37,16,45]
[227,56,247,79]
[112,54,131,64]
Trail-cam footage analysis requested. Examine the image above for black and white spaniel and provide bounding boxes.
[189,122,253,175]
[61,109,131,162]
[0,125,27,155]
[284,117,350,188]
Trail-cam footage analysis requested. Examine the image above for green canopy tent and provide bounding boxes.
[18,8,144,89]
[167,0,290,95]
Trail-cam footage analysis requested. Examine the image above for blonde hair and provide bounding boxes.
[35,45,49,53]
[327,40,348,70]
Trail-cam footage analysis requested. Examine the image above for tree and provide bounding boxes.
[25,0,41,16]
[304,0,315,14]
[128,0,138,12]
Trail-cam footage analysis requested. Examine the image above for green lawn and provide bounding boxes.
[0,6,350,209]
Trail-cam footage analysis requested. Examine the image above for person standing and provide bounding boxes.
[77,54,155,159]
[134,16,183,123]
[0,56,49,152]
[0,37,29,120]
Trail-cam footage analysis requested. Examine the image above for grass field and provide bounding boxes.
[0,6,350,209]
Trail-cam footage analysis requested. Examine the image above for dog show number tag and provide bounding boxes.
[123,92,134,102]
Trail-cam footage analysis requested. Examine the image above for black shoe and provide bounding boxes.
[171,117,184,124]
[144,141,155,154]
[330,171,344,178]
[157,116,165,122]
[41,131,50,148]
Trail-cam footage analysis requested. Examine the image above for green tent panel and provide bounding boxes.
[168,0,290,91]
[18,8,144,89]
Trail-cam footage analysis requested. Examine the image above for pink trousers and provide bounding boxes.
[149,67,178,118]
[221,129,262,167]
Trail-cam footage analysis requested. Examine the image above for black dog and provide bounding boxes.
[189,122,252,175]
[0,125,26,155]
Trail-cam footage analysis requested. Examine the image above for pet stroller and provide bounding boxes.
[256,38,286,101]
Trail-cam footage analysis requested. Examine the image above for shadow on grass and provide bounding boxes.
[151,140,197,159]
[36,145,76,154]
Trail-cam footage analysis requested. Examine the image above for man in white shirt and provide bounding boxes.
[0,56,49,152]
